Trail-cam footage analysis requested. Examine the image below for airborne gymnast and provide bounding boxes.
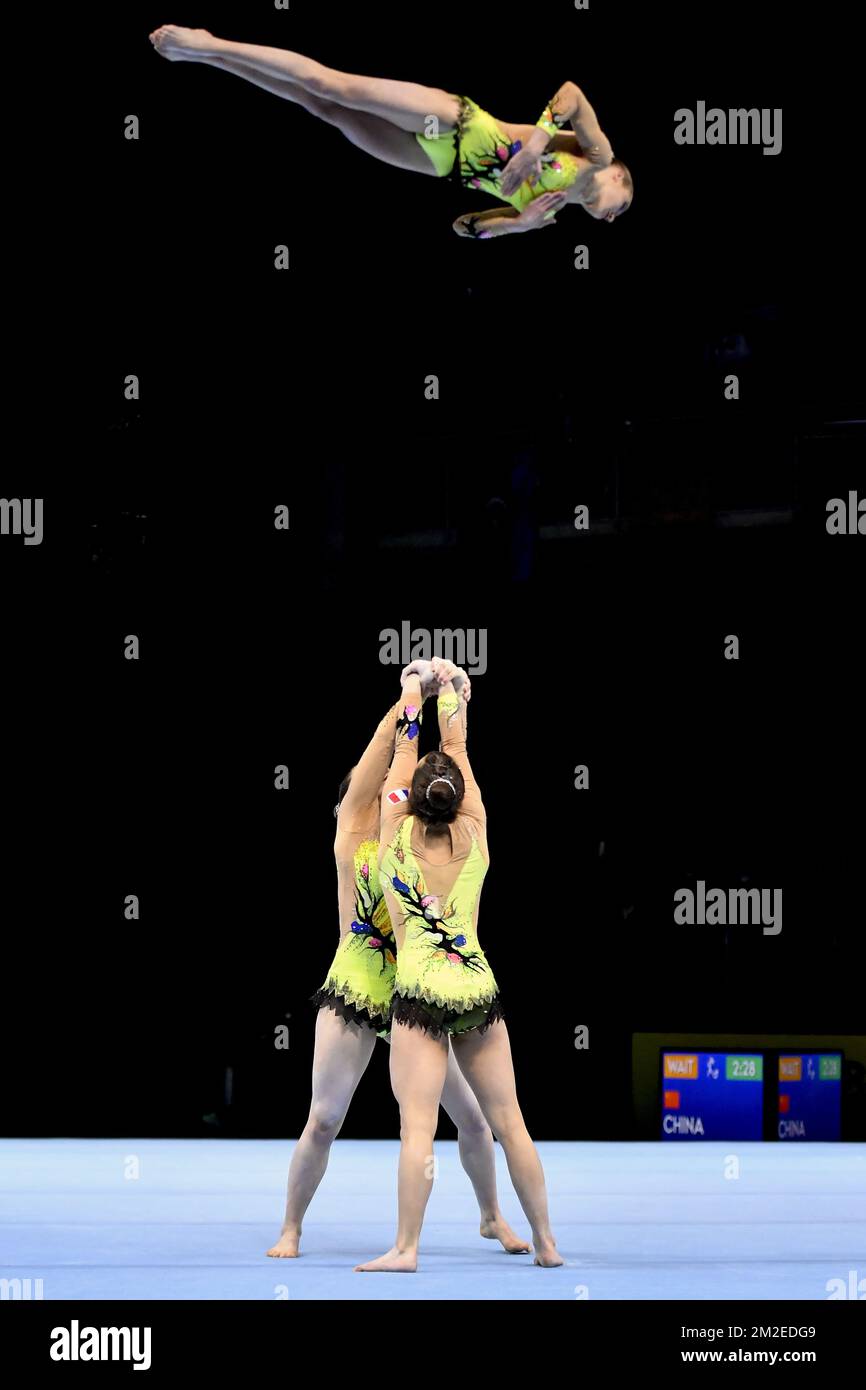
[150,25,633,239]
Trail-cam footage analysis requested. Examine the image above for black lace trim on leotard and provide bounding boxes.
[449,94,475,187]
[310,987,384,1033]
[390,992,505,1039]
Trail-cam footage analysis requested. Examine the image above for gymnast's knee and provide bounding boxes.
[307,1100,345,1141]
[486,1107,527,1146]
[305,68,349,103]
[454,1107,490,1141]
[397,1110,438,1146]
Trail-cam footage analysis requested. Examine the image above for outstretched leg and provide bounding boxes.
[439,1045,530,1254]
[153,46,441,175]
[452,1021,563,1266]
[150,26,462,133]
[267,1005,376,1257]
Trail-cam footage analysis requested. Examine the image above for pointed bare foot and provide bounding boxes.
[149,25,216,61]
[480,1216,531,1254]
[266,1228,301,1258]
[533,1239,564,1267]
[354,1246,417,1272]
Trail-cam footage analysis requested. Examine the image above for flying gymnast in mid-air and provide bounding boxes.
[149,25,633,239]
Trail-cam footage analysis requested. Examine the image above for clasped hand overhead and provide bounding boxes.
[399,656,472,703]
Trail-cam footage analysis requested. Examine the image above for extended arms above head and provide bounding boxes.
[432,661,471,748]
[337,695,404,833]
[400,657,472,721]
[430,659,484,822]
[378,673,425,842]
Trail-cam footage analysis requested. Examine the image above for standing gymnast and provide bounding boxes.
[355,658,562,1271]
[267,666,528,1258]
[149,25,632,238]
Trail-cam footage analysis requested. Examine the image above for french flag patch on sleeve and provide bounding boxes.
[387,788,410,804]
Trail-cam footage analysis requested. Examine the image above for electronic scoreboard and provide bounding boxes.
[661,1051,763,1140]
[659,1048,844,1140]
[777,1052,842,1140]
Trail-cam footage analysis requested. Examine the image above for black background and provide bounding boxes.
[5,1,863,1141]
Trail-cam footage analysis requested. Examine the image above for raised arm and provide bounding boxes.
[535,82,614,166]
[379,675,425,843]
[433,667,484,823]
[435,666,470,749]
[499,81,614,197]
[337,696,404,833]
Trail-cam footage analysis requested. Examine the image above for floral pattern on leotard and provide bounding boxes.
[395,703,420,742]
[311,838,397,1032]
[460,137,518,192]
[349,856,396,971]
[460,131,567,204]
[390,871,487,974]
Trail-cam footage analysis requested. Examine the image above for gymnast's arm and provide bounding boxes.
[453,208,523,238]
[434,673,485,824]
[453,194,567,238]
[498,83,612,196]
[529,82,615,166]
[379,674,425,844]
[435,666,470,750]
[337,696,404,833]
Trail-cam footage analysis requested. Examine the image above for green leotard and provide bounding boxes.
[312,695,409,1039]
[378,687,503,1038]
[312,838,396,1038]
[381,813,500,1036]
[416,95,581,212]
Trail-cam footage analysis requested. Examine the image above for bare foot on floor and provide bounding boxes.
[149,25,216,60]
[354,1246,417,1273]
[533,1239,564,1267]
[266,1229,300,1258]
[480,1215,531,1254]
